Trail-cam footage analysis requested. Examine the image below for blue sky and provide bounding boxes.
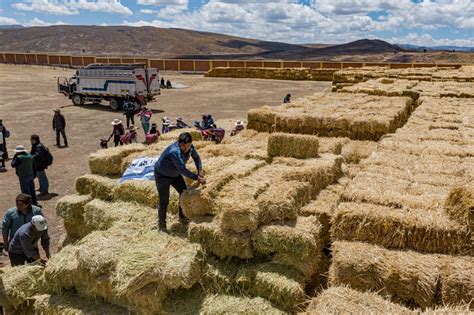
[1,0,473,46]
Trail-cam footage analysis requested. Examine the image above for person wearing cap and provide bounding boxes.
[154,132,206,232]
[137,106,153,135]
[2,194,44,257]
[283,93,291,103]
[110,119,125,147]
[231,120,245,136]
[7,215,50,266]
[30,135,51,196]
[176,117,189,129]
[11,145,38,205]
[52,109,68,147]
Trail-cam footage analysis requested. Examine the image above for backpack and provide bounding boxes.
[45,146,53,166]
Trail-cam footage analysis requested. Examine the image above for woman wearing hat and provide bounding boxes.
[110,119,125,147]
[146,123,160,145]
[231,120,245,136]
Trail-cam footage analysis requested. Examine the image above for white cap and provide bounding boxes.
[14,145,27,153]
[31,215,48,231]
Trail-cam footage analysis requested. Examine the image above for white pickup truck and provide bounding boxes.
[58,63,160,110]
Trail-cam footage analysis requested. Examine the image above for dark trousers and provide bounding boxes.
[18,174,37,205]
[55,128,68,146]
[126,115,134,128]
[113,135,123,147]
[155,172,187,227]
[9,251,36,266]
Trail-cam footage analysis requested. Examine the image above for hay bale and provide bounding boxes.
[331,202,471,255]
[267,133,319,159]
[0,265,44,307]
[236,262,307,312]
[44,245,79,290]
[439,256,474,307]
[201,257,241,294]
[252,216,324,277]
[329,241,440,308]
[341,140,378,163]
[201,135,269,161]
[56,194,93,239]
[305,286,414,314]
[444,186,473,227]
[318,137,350,154]
[181,159,266,218]
[88,143,147,176]
[75,174,116,201]
[339,78,420,100]
[32,293,129,315]
[247,106,277,132]
[201,294,284,314]
[188,220,253,259]
[159,128,202,141]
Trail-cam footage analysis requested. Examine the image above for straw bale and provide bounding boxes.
[414,81,474,98]
[201,294,285,315]
[341,140,377,163]
[318,137,350,154]
[329,241,440,308]
[159,128,202,141]
[267,132,319,159]
[31,293,129,315]
[75,174,116,201]
[201,257,241,293]
[222,129,259,144]
[339,78,420,100]
[88,143,146,176]
[252,216,324,276]
[44,245,79,290]
[201,135,269,161]
[439,256,474,307]
[331,202,471,255]
[444,186,474,227]
[247,106,278,132]
[0,265,44,307]
[305,286,414,314]
[181,159,266,218]
[56,194,93,239]
[236,262,307,312]
[188,220,253,259]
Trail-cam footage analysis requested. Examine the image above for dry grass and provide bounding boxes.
[56,194,93,240]
[439,256,474,307]
[0,264,44,307]
[444,186,474,227]
[414,81,474,98]
[331,202,471,255]
[206,67,336,81]
[329,241,440,308]
[339,78,420,100]
[267,132,319,159]
[88,143,147,176]
[341,140,378,163]
[318,137,350,155]
[201,293,285,314]
[75,174,116,201]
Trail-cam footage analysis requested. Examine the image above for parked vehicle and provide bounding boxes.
[57,63,160,110]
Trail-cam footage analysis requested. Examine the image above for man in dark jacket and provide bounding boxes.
[123,96,136,128]
[30,135,50,196]
[2,193,44,256]
[11,145,38,205]
[154,132,206,232]
[0,120,10,162]
[8,215,50,266]
[52,109,68,147]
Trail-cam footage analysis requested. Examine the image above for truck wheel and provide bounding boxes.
[110,98,121,111]
[72,94,84,106]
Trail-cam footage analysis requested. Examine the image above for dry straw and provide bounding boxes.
[75,174,116,201]
[329,241,440,308]
[88,143,146,176]
[56,194,93,240]
[201,293,285,314]
[0,264,44,307]
[439,256,474,307]
[414,81,474,98]
[267,133,319,159]
[341,140,378,163]
[339,77,420,101]
[159,128,202,142]
[331,202,471,255]
[444,186,473,228]
[206,67,335,82]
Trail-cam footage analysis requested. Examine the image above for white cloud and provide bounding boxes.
[140,8,156,14]
[391,32,474,47]
[24,17,65,26]
[137,0,187,6]
[12,0,133,16]
[0,16,20,24]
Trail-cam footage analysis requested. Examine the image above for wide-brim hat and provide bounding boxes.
[163,120,171,126]
[14,145,27,153]
[111,119,122,125]
[235,120,243,126]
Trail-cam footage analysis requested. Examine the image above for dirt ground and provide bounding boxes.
[0,64,331,263]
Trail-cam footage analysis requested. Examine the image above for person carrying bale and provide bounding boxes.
[7,215,50,266]
[110,119,125,147]
[2,194,44,260]
[154,132,206,233]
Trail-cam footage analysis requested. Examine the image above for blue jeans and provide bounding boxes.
[37,170,49,193]
[142,122,150,135]
[18,174,37,205]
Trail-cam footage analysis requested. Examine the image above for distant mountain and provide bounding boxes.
[0,25,24,29]
[397,44,474,52]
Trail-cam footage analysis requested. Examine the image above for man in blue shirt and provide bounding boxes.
[8,215,50,266]
[2,193,44,255]
[154,132,206,232]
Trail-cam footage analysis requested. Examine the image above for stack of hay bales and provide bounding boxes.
[247,93,416,140]
[88,143,147,176]
[414,81,474,98]
[338,78,420,101]
[205,67,336,81]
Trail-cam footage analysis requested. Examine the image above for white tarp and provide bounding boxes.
[120,156,159,182]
